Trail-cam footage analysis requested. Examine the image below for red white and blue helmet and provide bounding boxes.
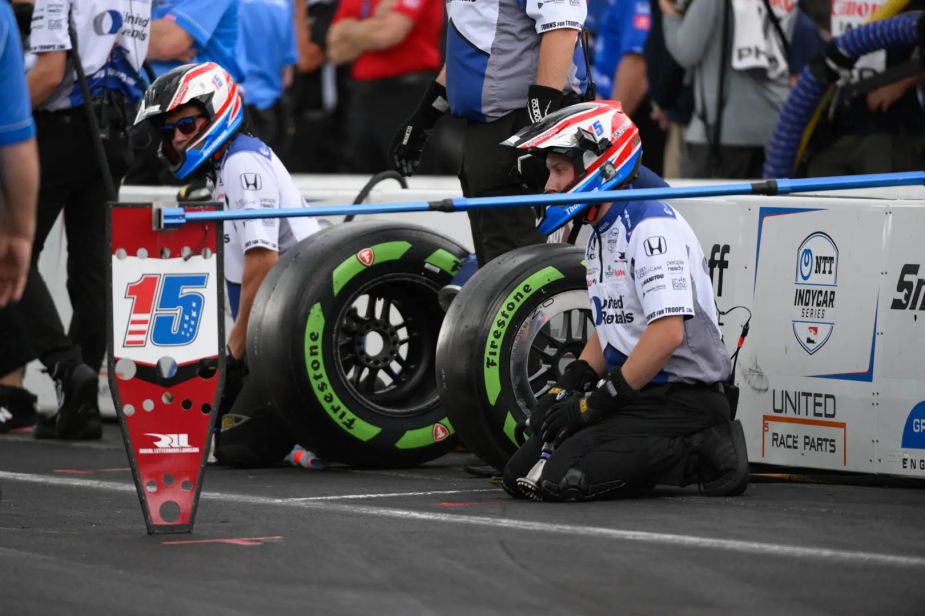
[502,101,642,235]
[134,62,244,180]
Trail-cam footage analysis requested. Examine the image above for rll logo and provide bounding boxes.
[792,232,838,354]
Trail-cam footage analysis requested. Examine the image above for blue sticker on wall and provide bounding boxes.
[901,401,925,449]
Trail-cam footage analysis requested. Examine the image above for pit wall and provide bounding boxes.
[35,178,925,478]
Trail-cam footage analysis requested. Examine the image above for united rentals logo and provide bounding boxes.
[792,232,838,354]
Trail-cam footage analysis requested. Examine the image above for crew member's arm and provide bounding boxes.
[527,0,585,121]
[535,28,580,89]
[576,330,607,376]
[619,315,683,389]
[612,53,648,116]
[327,3,415,64]
[26,49,64,108]
[227,247,277,359]
[574,315,682,390]
[148,18,195,62]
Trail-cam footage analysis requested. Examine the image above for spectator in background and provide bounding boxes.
[805,0,925,176]
[0,0,40,433]
[593,0,666,175]
[126,0,243,185]
[18,0,150,439]
[147,0,243,81]
[326,0,443,174]
[238,0,299,156]
[661,0,790,178]
[643,0,692,178]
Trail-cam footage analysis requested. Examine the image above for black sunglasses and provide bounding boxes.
[161,115,205,136]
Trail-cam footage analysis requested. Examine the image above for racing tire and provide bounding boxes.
[436,244,592,471]
[248,221,468,467]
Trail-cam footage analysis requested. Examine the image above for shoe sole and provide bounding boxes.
[701,420,749,497]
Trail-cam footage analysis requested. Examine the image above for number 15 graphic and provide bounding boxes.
[123,274,209,347]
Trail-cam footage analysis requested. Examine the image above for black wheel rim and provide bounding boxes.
[333,274,442,417]
[509,289,594,414]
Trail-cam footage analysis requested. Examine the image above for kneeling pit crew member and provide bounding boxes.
[500,101,749,502]
[135,62,322,465]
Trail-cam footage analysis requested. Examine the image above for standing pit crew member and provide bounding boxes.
[135,62,322,465]
[390,0,589,268]
[20,0,151,440]
[500,101,748,502]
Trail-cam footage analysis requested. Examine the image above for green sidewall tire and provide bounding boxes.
[249,221,468,467]
[436,244,589,470]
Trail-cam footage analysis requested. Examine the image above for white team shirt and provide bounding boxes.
[585,200,731,384]
[29,0,150,111]
[215,134,321,284]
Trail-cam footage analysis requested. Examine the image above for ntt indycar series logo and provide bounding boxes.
[792,232,838,354]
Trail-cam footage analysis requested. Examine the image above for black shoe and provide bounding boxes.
[0,385,38,433]
[48,362,102,440]
[694,420,749,497]
[462,454,500,478]
[32,413,58,439]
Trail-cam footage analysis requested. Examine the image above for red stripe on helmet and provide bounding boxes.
[167,62,220,111]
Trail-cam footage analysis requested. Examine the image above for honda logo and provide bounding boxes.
[240,173,262,191]
[643,236,667,256]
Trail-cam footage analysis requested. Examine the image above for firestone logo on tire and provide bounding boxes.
[792,232,838,355]
[432,423,449,442]
[357,248,375,267]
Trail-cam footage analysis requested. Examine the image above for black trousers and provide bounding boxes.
[346,71,436,175]
[504,382,730,501]
[460,110,547,267]
[0,307,35,375]
[12,110,117,373]
[245,99,291,159]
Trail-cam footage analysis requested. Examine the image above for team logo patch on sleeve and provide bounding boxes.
[643,236,667,256]
[240,173,262,191]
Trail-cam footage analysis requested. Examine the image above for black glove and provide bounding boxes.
[539,367,637,445]
[526,84,565,124]
[390,81,449,177]
[524,360,599,437]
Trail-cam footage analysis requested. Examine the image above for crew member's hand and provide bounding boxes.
[540,366,636,444]
[227,321,246,361]
[539,394,601,445]
[526,84,565,123]
[0,231,32,308]
[526,359,599,438]
[390,81,449,176]
[866,76,916,113]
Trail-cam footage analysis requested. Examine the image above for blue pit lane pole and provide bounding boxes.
[158,171,925,229]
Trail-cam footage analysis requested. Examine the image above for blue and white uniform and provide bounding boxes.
[238,0,297,110]
[591,0,650,100]
[150,0,244,82]
[0,2,34,146]
[215,134,320,288]
[445,0,588,121]
[586,199,730,384]
[29,0,150,111]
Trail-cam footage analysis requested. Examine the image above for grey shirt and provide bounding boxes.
[663,0,788,147]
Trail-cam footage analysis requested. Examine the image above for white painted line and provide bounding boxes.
[287,488,501,502]
[2,470,923,568]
